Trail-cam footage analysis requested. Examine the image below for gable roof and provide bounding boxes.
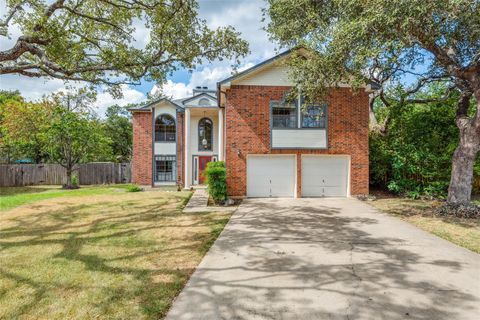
[217,48,294,87]
[181,92,217,105]
[128,92,218,112]
[127,97,182,112]
[216,47,381,95]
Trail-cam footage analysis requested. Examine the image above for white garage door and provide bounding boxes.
[301,156,349,197]
[247,155,295,197]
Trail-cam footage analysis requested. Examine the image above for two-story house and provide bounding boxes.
[130,49,374,197]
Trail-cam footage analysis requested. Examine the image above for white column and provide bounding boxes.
[184,108,191,188]
[218,108,224,161]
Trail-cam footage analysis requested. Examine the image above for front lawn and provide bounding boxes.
[0,187,230,319]
[367,197,480,253]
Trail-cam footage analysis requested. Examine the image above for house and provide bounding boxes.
[130,50,373,197]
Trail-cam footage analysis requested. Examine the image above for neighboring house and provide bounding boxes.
[131,49,374,198]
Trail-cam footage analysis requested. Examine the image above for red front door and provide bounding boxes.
[198,156,212,184]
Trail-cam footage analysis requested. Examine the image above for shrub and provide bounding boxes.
[127,184,143,192]
[205,161,227,203]
[71,174,79,187]
[368,88,480,198]
[436,203,480,219]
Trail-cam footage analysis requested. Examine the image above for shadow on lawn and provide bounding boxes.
[0,185,58,196]
[168,198,479,320]
[0,194,217,319]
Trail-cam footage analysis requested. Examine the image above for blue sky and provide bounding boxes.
[0,0,277,115]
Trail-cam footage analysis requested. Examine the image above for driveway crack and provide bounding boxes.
[346,242,362,320]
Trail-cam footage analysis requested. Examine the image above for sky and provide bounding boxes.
[0,0,278,116]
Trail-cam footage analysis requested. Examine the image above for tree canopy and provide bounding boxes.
[266,0,479,102]
[0,0,249,94]
[0,90,133,166]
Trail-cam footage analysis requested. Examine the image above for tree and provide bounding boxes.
[265,0,480,203]
[370,84,468,198]
[0,92,54,163]
[104,104,133,162]
[42,102,111,188]
[0,0,249,94]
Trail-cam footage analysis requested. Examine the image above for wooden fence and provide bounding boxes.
[0,163,131,187]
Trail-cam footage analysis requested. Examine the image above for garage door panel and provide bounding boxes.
[247,156,295,198]
[301,156,349,197]
[302,174,347,187]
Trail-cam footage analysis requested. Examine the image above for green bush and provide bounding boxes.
[370,86,480,198]
[71,174,79,187]
[126,184,143,192]
[205,161,227,203]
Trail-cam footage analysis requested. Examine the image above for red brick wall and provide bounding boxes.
[176,111,185,187]
[132,112,152,185]
[225,85,369,197]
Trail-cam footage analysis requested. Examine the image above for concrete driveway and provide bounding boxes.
[167,198,480,320]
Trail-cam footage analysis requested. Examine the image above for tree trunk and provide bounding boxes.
[369,95,379,129]
[447,91,480,203]
[65,167,73,189]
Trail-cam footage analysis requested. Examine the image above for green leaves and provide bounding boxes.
[369,84,467,198]
[41,104,112,169]
[1,1,249,91]
[205,161,227,203]
[265,0,479,101]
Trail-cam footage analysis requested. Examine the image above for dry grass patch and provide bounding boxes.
[0,189,231,319]
[367,197,480,253]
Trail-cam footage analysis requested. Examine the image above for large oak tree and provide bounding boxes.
[0,0,249,93]
[266,0,480,203]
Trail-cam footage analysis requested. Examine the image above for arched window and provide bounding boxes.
[198,117,213,151]
[198,98,210,106]
[155,114,176,142]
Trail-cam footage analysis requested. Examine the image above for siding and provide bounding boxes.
[235,65,293,86]
[272,129,327,149]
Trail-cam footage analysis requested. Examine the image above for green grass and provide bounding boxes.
[0,185,133,211]
[0,187,231,319]
[368,197,480,253]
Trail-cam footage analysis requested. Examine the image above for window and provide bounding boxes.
[198,98,210,106]
[302,104,327,128]
[272,101,297,128]
[155,155,176,182]
[198,117,213,151]
[155,114,176,142]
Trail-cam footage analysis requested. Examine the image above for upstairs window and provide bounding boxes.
[198,117,213,151]
[271,101,297,128]
[155,114,176,142]
[301,104,327,128]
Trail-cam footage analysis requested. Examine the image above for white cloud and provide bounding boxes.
[152,80,191,99]
[0,74,145,117]
[0,74,68,101]
[151,62,255,99]
[199,0,277,63]
[93,85,145,116]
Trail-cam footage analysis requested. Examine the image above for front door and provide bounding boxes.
[198,156,212,184]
